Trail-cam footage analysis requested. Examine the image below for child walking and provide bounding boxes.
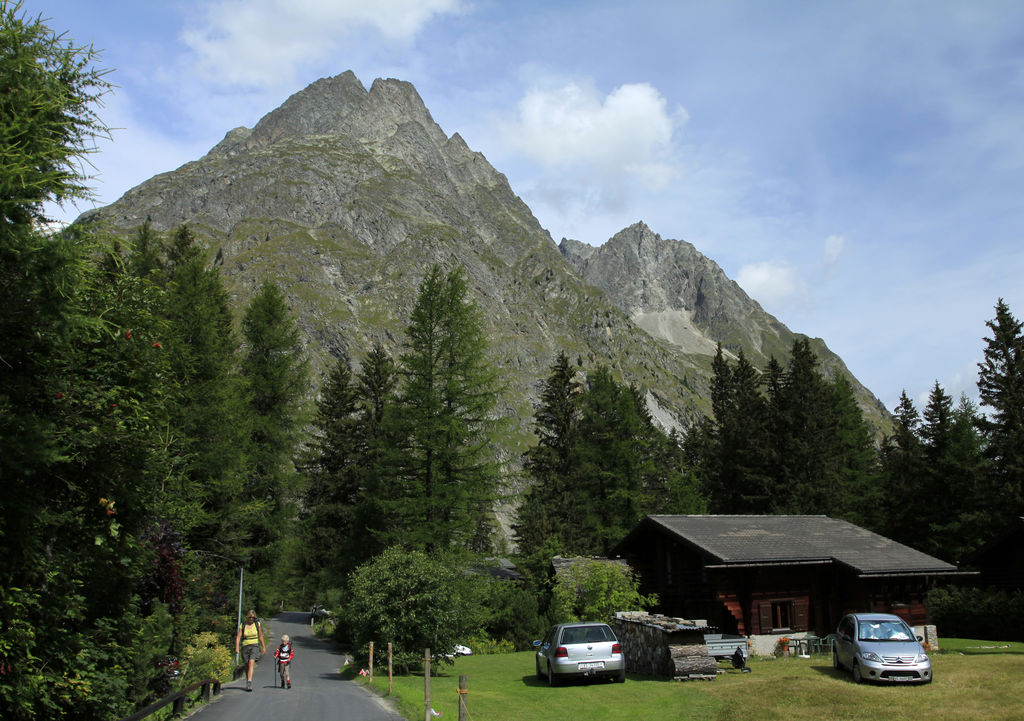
[274,634,295,689]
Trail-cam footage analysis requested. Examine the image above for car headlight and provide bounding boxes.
[861,651,882,663]
[915,653,929,663]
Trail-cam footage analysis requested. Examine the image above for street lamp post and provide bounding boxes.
[235,563,244,666]
[191,550,247,666]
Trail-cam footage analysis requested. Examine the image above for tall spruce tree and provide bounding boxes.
[239,281,309,570]
[825,374,880,525]
[767,339,837,513]
[703,346,771,512]
[301,354,361,588]
[350,342,399,565]
[976,299,1024,518]
[160,229,248,549]
[879,391,925,540]
[514,352,581,557]
[387,265,503,552]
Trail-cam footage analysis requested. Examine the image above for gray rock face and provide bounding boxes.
[560,221,887,424]
[80,70,890,507]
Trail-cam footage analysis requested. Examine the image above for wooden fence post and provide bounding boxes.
[423,649,431,721]
[458,674,468,721]
[369,641,374,681]
[388,642,393,695]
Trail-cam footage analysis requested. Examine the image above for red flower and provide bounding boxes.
[152,342,162,348]
[54,392,64,399]
[125,329,133,339]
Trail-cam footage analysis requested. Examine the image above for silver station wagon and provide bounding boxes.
[533,622,626,685]
[833,613,932,684]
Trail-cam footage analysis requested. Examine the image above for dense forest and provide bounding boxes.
[2,4,1023,719]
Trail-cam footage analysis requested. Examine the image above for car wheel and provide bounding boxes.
[536,658,544,681]
[832,648,841,671]
[615,666,626,683]
[547,663,559,687]
[852,662,863,684]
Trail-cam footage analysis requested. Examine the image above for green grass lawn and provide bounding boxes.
[355,640,1024,721]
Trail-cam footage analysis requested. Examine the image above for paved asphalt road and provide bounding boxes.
[188,612,404,721]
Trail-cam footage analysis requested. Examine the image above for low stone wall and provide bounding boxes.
[613,612,719,680]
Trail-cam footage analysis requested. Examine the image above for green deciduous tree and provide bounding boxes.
[550,558,657,624]
[345,547,473,671]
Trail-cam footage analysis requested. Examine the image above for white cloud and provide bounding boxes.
[736,260,803,308]
[182,0,463,89]
[498,79,685,225]
[823,234,845,266]
[504,81,683,178]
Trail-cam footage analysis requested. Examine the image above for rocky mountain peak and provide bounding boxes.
[238,71,369,153]
[82,69,891,471]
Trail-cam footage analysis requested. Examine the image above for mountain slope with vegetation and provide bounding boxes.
[82,70,889,440]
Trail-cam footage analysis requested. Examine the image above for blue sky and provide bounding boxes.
[27,0,1024,414]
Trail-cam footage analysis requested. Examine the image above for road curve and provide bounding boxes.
[187,611,404,721]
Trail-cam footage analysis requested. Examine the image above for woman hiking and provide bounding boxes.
[234,609,266,692]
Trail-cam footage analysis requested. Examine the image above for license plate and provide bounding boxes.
[891,675,914,682]
[579,662,604,670]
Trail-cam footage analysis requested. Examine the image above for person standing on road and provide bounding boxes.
[235,609,266,692]
[274,634,295,688]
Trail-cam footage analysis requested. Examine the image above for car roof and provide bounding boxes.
[555,622,611,628]
[848,613,906,622]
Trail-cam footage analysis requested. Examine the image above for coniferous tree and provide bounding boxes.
[703,347,771,512]
[976,299,1024,518]
[573,365,642,553]
[387,265,503,552]
[825,374,881,525]
[767,339,837,513]
[239,280,309,571]
[943,394,993,559]
[0,8,178,716]
[514,352,582,557]
[351,342,399,567]
[916,384,993,560]
[160,230,248,549]
[879,391,925,541]
[302,355,361,588]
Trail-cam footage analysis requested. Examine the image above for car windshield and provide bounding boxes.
[858,619,913,641]
[561,625,614,645]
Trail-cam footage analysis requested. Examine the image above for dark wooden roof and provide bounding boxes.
[620,515,961,577]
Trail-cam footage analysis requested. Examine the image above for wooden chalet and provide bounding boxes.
[613,515,968,636]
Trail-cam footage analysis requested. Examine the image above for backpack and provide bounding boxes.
[278,643,292,660]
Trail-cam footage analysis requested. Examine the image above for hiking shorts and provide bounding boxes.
[241,644,261,663]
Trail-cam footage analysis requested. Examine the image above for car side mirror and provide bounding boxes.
[532,640,541,647]
[916,635,924,642]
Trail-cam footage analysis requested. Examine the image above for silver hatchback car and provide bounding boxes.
[833,613,932,684]
[534,622,626,685]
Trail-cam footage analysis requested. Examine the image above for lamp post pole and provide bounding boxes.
[235,563,244,666]
[191,550,247,666]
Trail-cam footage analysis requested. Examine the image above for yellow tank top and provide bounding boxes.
[241,621,259,646]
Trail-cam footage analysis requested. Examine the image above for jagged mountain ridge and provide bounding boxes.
[560,223,888,423]
[82,70,890,481]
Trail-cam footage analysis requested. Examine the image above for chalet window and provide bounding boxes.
[771,601,793,631]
